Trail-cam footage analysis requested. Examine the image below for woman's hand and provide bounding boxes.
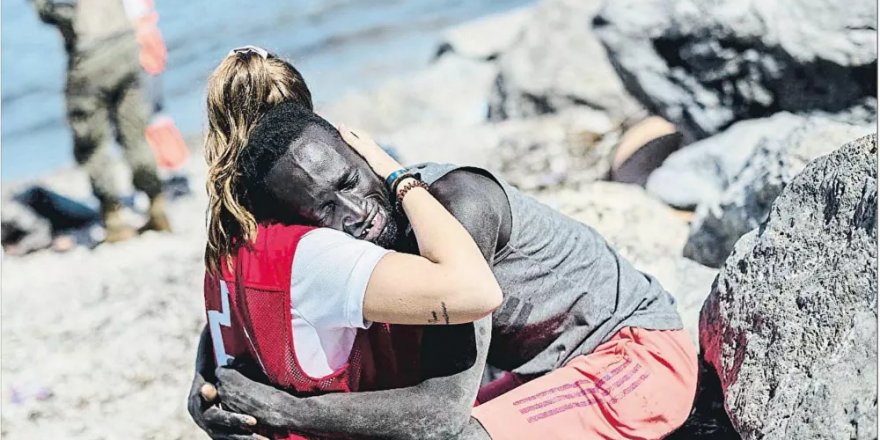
[338,124,401,180]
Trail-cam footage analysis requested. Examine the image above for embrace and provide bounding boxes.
[187,46,698,440]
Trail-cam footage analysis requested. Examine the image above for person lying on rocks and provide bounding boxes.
[188,47,699,440]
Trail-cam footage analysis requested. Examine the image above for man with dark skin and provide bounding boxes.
[188,103,694,440]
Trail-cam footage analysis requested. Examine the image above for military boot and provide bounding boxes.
[140,194,172,233]
[103,203,137,243]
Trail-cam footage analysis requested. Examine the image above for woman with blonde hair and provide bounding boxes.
[203,45,314,275]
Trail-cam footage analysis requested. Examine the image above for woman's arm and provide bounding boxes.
[342,126,503,326]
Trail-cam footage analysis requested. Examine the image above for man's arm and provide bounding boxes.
[215,170,511,440]
[187,325,264,440]
[218,316,491,440]
[429,169,512,259]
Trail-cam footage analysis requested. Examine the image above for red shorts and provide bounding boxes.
[472,327,698,440]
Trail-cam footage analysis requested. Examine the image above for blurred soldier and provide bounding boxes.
[34,0,171,242]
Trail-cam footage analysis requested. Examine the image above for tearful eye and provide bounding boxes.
[341,173,359,192]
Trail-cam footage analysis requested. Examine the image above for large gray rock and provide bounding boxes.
[685,119,873,267]
[647,112,808,209]
[594,0,878,141]
[699,134,878,439]
[488,0,643,123]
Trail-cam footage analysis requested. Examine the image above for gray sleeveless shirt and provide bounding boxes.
[410,163,683,376]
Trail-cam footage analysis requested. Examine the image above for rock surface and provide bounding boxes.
[435,7,531,61]
[594,0,878,141]
[685,119,872,266]
[699,134,878,439]
[491,109,618,191]
[383,107,618,191]
[320,54,497,136]
[487,0,643,123]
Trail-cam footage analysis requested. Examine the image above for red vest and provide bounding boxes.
[204,223,422,439]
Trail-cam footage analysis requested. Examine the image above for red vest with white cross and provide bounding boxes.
[204,223,423,440]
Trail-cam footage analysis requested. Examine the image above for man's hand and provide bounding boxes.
[187,370,267,440]
[210,318,492,440]
[215,367,296,431]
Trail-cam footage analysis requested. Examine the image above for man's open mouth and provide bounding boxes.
[357,208,386,242]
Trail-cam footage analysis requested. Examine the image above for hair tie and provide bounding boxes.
[227,45,269,59]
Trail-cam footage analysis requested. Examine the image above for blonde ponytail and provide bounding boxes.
[204,48,312,274]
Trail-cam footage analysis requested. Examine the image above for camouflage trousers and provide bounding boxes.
[65,38,162,209]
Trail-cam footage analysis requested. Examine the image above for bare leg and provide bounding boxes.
[111,77,161,199]
[66,76,118,208]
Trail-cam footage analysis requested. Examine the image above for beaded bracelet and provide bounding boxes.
[396,179,430,203]
[390,171,414,196]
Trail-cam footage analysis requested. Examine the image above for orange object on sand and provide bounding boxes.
[145,115,189,170]
[473,327,698,440]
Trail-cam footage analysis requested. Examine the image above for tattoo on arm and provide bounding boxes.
[428,302,451,324]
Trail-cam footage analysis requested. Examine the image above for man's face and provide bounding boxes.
[265,124,401,247]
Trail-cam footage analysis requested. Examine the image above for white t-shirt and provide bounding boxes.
[290,228,390,377]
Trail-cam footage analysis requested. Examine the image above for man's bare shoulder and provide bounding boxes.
[428,168,512,256]
[429,168,508,214]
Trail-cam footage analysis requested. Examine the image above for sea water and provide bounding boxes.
[1,0,532,181]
